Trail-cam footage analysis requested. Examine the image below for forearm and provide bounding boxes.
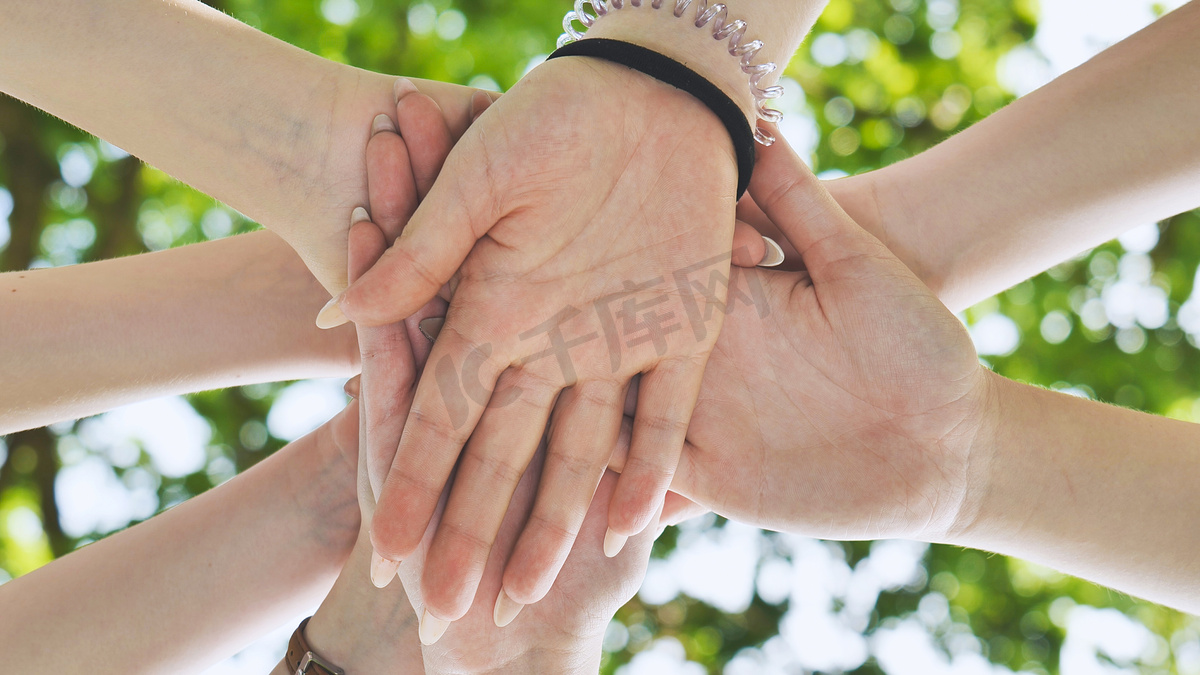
[947,371,1200,613]
[0,0,343,266]
[0,230,357,435]
[0,0,479,291]
[834,0,1200,312]
[0,419,359,674]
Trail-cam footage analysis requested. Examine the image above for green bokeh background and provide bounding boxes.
[1,0,1197,672]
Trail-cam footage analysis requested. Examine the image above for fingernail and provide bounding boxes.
[759,236,785,267]
[351,206,371,224]
[603,528,628,558]
[493,589,525,627]
[470,90,494,122]
[371,113,395,135]
[370,551,400,588]
[419,609,451,645]
[315,294,348,329]
[394,77,418,102]
[418,317,445,342]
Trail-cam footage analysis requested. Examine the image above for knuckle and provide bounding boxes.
[437,518,495,557]
[546,445,605,485]
[461,449,527,487]
[638,412,690,437]
[380,466,444,512]
[406,405,469,447]
[525,510,580,547]
[571,380,622,411]
[621,453,676,488]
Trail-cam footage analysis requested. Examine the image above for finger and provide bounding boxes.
[348,210,388,282]
[573,470,663,602]
[344,374,361,399]
[498,379,625,610]
[339,139,498,327]
[738,191,801,267]
[606,414,634,474]
[622,373,640,417]
[348,214,418,502]
[402,300,447,371]
[347,212,417,588]
[369,320,508,563]
[660,492,707,527]
[606,357,706,555]
[420,367,559,620]
[731,219,773,267]
[469,89,496,122]
[393,78,454,200]
[749,125,887,282]
[365,114,418,242]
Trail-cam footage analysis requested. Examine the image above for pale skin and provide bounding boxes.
[824,0,1200,312]
[340,0,831,631]
[0,210,646,673]
[266,148,689,672]
[350,0,1200,625]
[366,0,1200,631]
[0,3,688,663]
[0,0,488,295]
[0,231,357,435]
[0,240,365,673]
[3,0,1199,661]
[0,0,800,632]
[642,131,1200,615]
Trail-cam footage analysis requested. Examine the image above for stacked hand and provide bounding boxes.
[334,72,993,651]
[335,59,749,627]
[620,131,994,543]
[295,92,699,672]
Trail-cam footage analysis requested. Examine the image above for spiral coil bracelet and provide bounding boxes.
[558,0,783,145]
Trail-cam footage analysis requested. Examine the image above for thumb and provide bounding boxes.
[747,128,892,284]
[339,140,497,327]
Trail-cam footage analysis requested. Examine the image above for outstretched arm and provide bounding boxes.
[0,0,484,292]
[0,230,356,435]
[822,0,1200,311]
[0,404,361,674]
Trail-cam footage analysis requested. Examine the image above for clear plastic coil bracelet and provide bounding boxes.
[558,0,784,145]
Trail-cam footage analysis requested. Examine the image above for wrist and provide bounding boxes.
[280,416,360,556]
[303,535,424,672]
[584,7,756,119]
[580,0,820,123]
[428,637,603,675]
[509,641,603,675]
[936,368,1013,547]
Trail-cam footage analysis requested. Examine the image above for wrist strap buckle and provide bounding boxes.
[296,651,345,675]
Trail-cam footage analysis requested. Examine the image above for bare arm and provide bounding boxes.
[827,0,1200,311]
[0,404,361,674]
[948,373,1200,613]
[0,231,357,435]
[0,0,482,292]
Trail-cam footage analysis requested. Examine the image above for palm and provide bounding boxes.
[354,56,749,618]
[681,263,985,539]
[663,142,990,542]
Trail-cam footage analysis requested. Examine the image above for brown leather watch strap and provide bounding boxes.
[285,617,345,675]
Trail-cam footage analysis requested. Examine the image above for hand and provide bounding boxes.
[615,129,994,542]
[271,401,426,675]
[301,75,499,296]
[340,53,748,627]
